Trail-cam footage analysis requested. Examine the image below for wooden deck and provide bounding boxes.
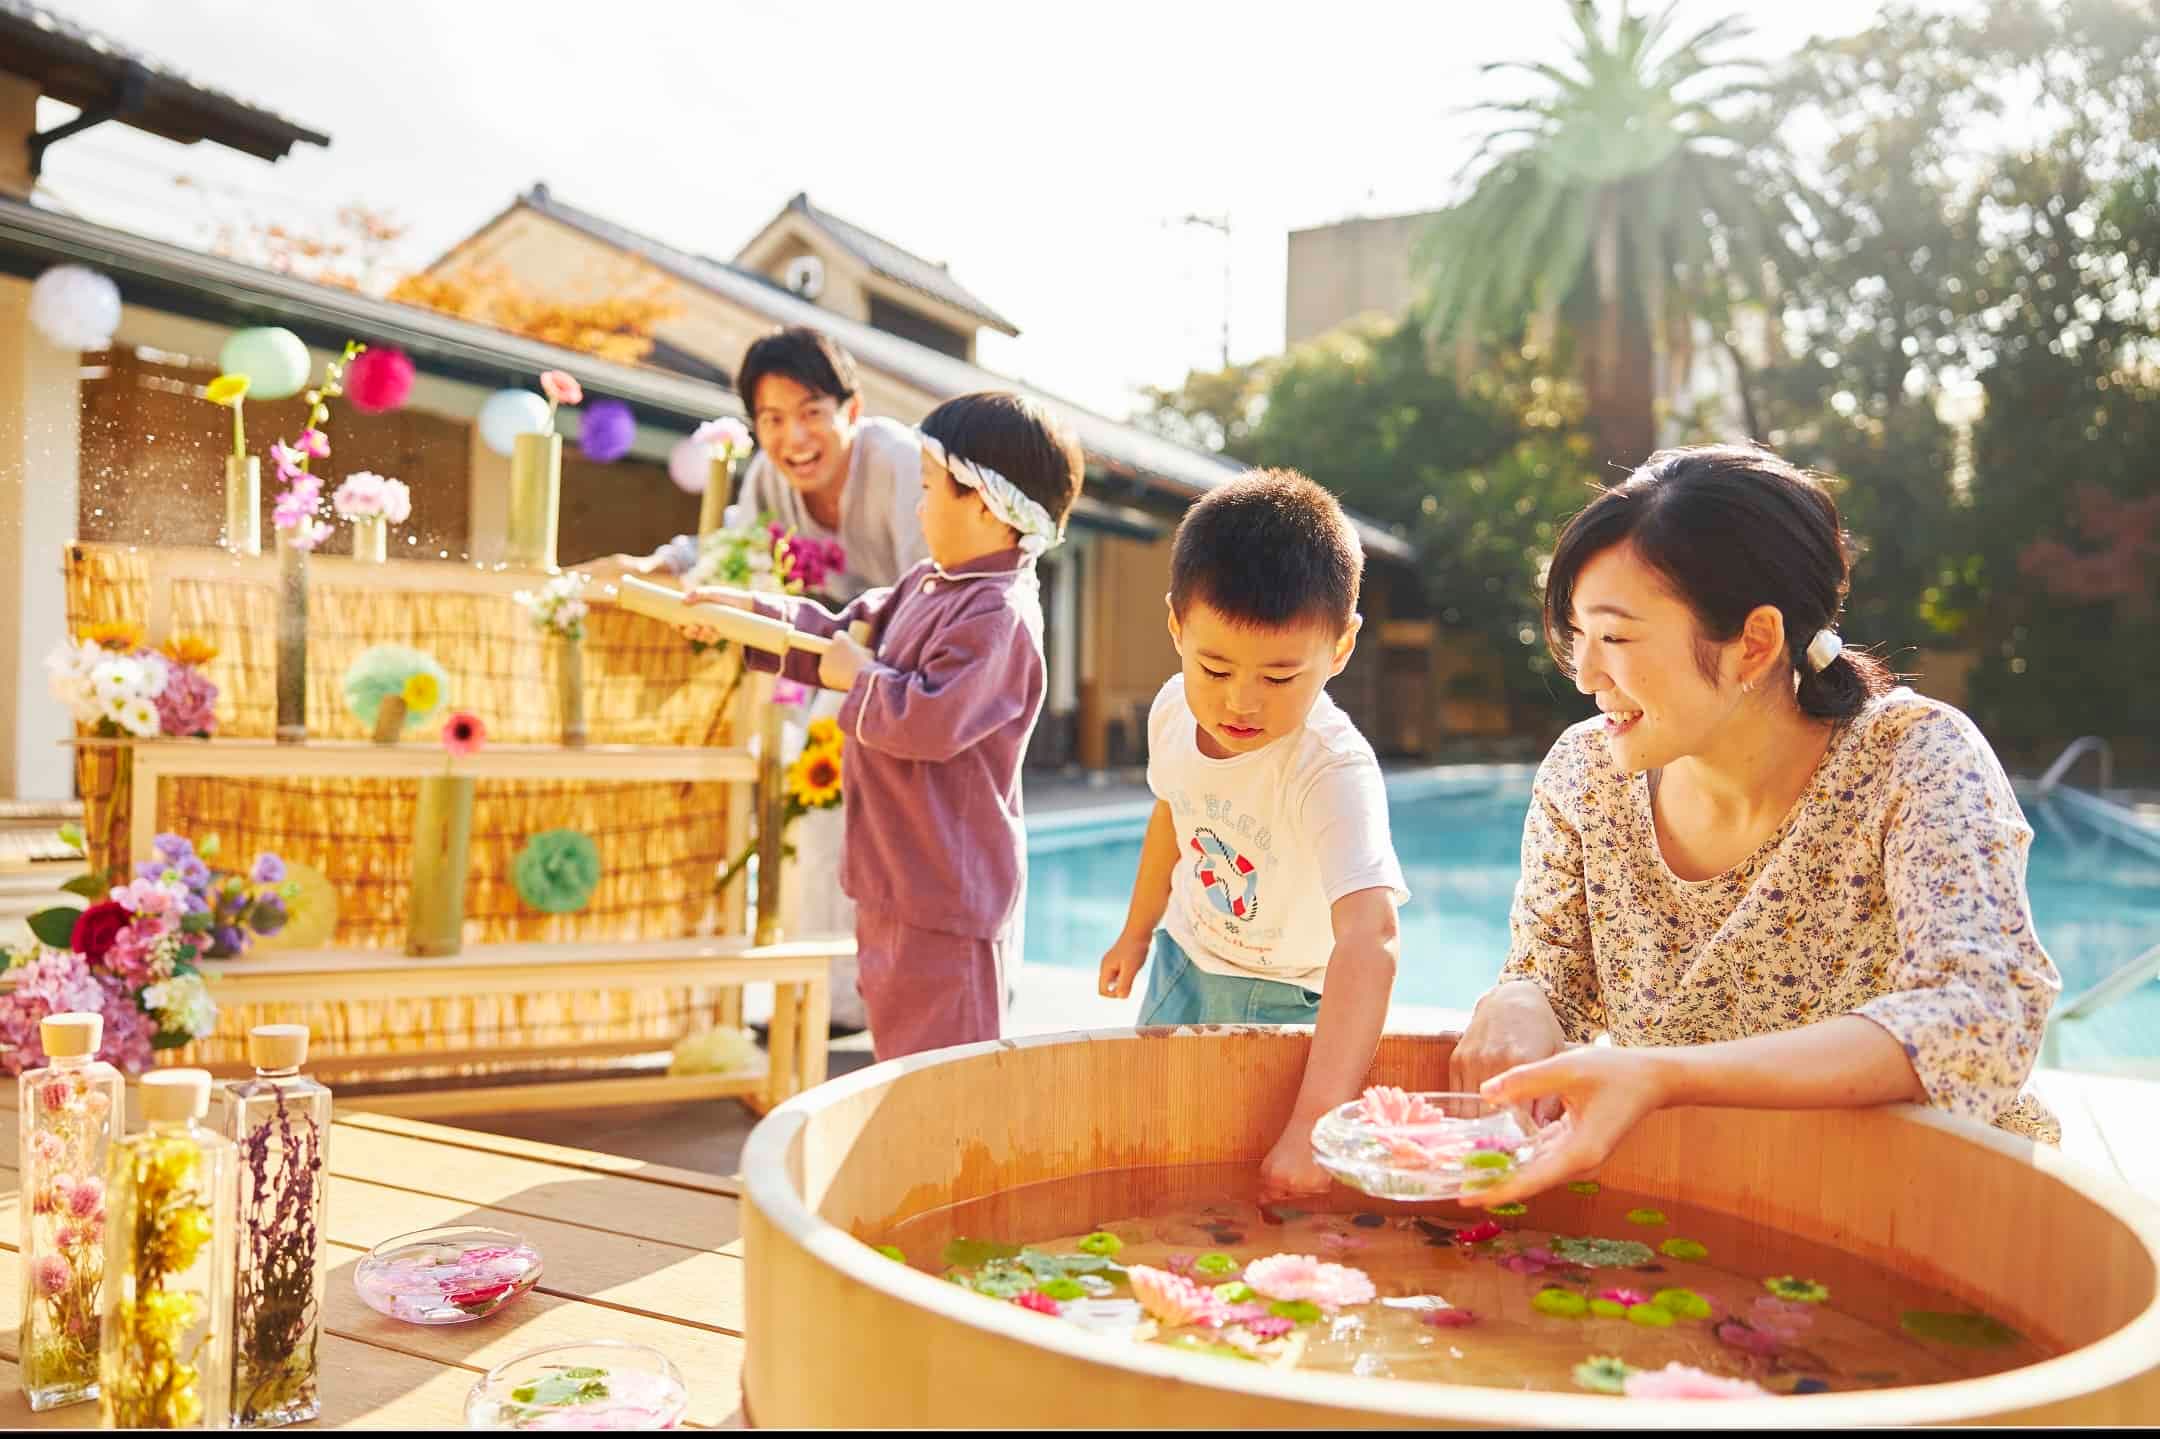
[0,1099,748,1429]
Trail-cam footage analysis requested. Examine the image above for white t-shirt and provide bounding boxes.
[727,415,928,602]
[1146,675,1409,990]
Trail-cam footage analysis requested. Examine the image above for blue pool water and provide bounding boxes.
[1024,768,2160,1066]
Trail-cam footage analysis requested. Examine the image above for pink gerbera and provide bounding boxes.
[1125,1264,1230,1327]
[1242,1253,1376,1311]
[1601,1287,1651,1307]
[1622,1362,1771,1399]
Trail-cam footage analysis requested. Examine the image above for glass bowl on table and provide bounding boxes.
[464,1340,690,1430]
[353,1224,544,1325]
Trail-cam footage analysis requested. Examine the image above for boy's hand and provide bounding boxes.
[818,631,874,691]
[1258,1121,1333,1199]
[1098,933,1150,998]
[679,586,754,647]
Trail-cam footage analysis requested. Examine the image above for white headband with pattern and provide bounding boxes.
[918,430,1062,557]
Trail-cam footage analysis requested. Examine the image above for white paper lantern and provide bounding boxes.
[477,389,552,456]
[28,265,121,351]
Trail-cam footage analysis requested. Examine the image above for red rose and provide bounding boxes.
[70,901,129,964]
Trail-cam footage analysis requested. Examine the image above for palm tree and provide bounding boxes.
[1418,1,1799,469]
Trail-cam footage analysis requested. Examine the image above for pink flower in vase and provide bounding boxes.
[66,1176,103,1219]
[295,428,331,460]
[539,370,583,410]
[30,1129,63,1162]
[269,440,305,479]
[154,664,218,737]
[773,678,811,708]
[1621,1362,1770,1399]
[40,1081,71,1112]
[441,711,487,757]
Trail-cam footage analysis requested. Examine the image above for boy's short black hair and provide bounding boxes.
[1170,469,1363,633]
[918,391,1085,531]
[737,327,861,416]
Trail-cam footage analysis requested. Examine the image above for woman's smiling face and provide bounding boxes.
[1566,541,1751,773]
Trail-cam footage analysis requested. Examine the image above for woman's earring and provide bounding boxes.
[1741,678,1757,695]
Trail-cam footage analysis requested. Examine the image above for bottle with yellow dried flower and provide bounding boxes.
[99,1069,237,1429]
[17,1011,124,1412]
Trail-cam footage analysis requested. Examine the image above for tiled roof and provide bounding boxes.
[780,193,1020,337]
[0,0,330,163]
[515,186,1417,563]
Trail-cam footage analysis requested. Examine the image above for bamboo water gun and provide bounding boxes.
[614,575,868,656]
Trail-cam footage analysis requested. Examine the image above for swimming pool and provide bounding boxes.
[1024,767,2160,1068]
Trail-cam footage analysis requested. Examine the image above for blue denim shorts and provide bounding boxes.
[1137,930,1321,1026]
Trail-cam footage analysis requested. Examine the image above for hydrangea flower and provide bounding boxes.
[1242,1254,1376,1311]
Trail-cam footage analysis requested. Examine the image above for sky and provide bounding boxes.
[30,0,1920,419]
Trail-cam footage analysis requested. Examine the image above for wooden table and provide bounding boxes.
[0,1095,749,1429]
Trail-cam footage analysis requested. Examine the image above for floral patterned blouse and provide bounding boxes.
[1499,688,2061,1142]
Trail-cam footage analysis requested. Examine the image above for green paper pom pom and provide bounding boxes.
[1660,1237,1709,1261]
[513,828,602,913]
[1267,1299,1324,1325]
[1077,1231,1123,1257]
[1037,1277,1087,1301]
[1193,1252,1237,1277]
[341,644,449,731]
[1588,1298,1627,1318]
[1625,1207,1666,1226]
[1465,1150,1514,1170]
[1212,1281,1256,1303]
[1653,1287,1712,1319]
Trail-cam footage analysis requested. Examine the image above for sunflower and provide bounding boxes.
[805,717,842,751]
[159,633,219,668]
[787,746,842,808]
[81,620,145,653]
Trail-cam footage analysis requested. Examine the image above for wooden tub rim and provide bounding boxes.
[741,1025,2160,1427]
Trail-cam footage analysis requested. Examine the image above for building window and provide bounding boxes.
[866,295,969,359]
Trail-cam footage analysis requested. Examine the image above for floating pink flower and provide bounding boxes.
[1455,1219,1504,1246]
[1243,1315,1296,1340]
[1358,1085,1443,1127]
[1601,1287,1650,1308]
[1714,1319,1785,1357]
[32,1254,70,1296]
[1217,1301,1270,1324]
[1242,1253,1375,1311]
[1378,1133,1447,1169]
[1125,1264,1230,1327]
[1163,1253,1196,1276]
[1423,1305,1479,1328]
[1011,1290,1061,1316]
[1621,1362,1771,1399]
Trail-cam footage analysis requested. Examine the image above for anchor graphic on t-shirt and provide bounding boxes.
[1190,827,1260,922]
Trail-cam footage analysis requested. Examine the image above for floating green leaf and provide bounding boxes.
[941,1237,1022,1268]
[1900,1311,2018,1347]
[509,1368,610,1408]
[1625,1207,1666,1226]
[1016,1248,1117,1280]
[1550,1236,1654,1268]
[1567,1180,1601,1196]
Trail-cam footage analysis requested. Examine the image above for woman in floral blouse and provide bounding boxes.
[1451,444,2061,1207]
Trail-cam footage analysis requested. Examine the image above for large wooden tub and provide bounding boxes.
[740,1028,2160,1427]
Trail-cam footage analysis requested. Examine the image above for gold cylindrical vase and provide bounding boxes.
[371,694,407,744]
[351,513,387,564]
[224,455,260,556]
[275,534,308,745]
[753,695,789,947]
[558,632,587,748]
[508,431,562,570]
[80,742,133,881]
[699,455,736,538]
[407,774,475,957]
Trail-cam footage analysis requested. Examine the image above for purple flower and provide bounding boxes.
[154,833,194,861]
[176,856,211,889]
[211,925,247,957]
[249,895,287,936]
[251,852,285,885]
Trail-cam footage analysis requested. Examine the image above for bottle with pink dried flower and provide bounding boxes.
[16,1011,123,1411]
[218,1025,328,1428]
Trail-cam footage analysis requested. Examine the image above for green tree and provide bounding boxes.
[1418,0,1798,470]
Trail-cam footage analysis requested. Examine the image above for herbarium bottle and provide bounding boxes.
[100,1068,238,1429]
[17,1011,123,1412]
[221,1025,328,1428]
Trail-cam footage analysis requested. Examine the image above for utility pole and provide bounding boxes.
[1178,212,1232,369]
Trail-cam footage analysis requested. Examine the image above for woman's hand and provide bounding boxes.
[1450,980,1567,1097]
[1457,1046,1678,1207]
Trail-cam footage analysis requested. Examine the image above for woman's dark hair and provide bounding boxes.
[737,326,861,417]
[919,391,1085,529]
[1542,444,1894,721]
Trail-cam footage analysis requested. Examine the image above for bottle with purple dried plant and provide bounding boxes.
[17,1011,123,1412]
[219,1025,327,1428]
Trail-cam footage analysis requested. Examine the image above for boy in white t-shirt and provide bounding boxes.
[1097,469,1409,1196]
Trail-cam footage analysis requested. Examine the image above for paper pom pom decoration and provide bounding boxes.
[513,829,602,913]
[669,1025,761,1076]
[28,264,122,350]
[253,860,339,951]
[342,644,450,732]
[579,398,637,463]
[477,388,551,455]
[219,326,313,400]
[346,345,416,414]
[668,435,711,493]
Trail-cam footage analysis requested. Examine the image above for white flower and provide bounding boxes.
[109,695,161,738]
[45,640,103,719]
[90,656,152,705]
[144,971,216,1037]
[380,478,412,525]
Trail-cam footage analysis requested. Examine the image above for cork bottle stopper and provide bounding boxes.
[40,1011,102,1058]
[248,1024,309,1071]
[141,1068,212,1124]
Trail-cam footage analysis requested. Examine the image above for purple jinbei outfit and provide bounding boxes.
[748,547,1044,1060]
